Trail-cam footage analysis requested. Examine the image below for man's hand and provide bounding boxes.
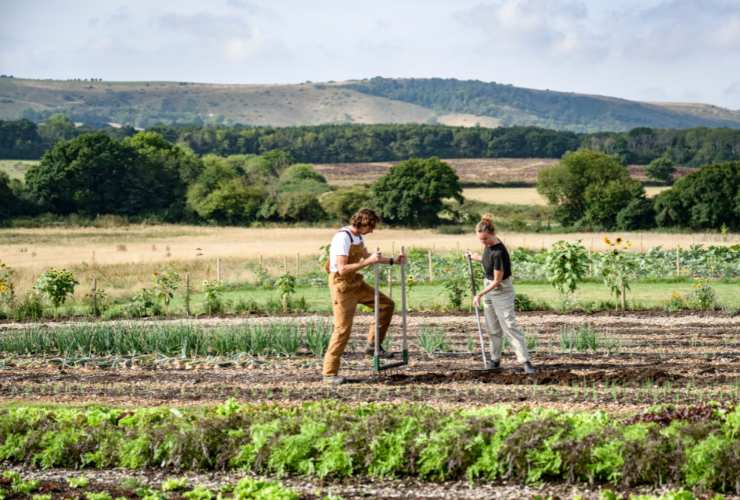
[364,252,381,266]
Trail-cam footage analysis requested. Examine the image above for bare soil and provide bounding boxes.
[1,313,737,412]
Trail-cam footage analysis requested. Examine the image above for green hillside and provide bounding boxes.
[1,76,740,132]
[344,77,740,132]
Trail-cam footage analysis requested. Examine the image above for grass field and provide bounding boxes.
[463,186,670,205]
[0,159,36,180]
[1,226,736,294]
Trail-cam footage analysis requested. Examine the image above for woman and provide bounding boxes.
[469,214,536,374]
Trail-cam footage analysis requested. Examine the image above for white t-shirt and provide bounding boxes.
[329,227,364,272]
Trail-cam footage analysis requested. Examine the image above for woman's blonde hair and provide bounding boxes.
[476,213,496,234]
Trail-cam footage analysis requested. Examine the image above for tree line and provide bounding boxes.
[3,116,740,166]
[1,130,737,231]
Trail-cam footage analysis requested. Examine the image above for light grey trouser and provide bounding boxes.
[482,278,530,363]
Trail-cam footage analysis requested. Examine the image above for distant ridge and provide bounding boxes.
[1,76,738,132]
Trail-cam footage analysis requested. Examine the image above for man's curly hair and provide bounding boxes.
[350,208,380,230]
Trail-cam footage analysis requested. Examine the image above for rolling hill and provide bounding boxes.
[1,76,739,132]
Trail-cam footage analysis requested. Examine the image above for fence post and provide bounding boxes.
[587,249,593,277]
[185,273,191,317]
[388,268,393,300]
[259,254,263,270]
[296,252,300,275]
[91,277,98,317]
[427,249,434,283]
[216,258,222,282]
[283,255,288,274]
[675,247,681,277]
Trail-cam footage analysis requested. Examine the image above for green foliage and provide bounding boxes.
[598,237,638,310]
[418,326,449,354]
[319,185,372,223]
[33,267,78,307]
[203,280,224,315]
[687,279,718,310]
[0,402,738,492]
[616,197,656,230]
[0,321,331,357]
[276,273,296,312]
[646,155,676,184]
[544,240,588,298]
[67,475,90,488]
[441,266,467,309]
[537,149,645,229]
[654,161,740,230]
[152,269,180,308]
[372,157,462,226]
[25,133,162,216]
[161,477,188,492]
[0,261,15,306]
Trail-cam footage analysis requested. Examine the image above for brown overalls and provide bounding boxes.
[322,239,395,376]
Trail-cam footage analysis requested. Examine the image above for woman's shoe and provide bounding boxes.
[522,361,536,375]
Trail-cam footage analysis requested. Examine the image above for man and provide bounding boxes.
[323,208,405,385]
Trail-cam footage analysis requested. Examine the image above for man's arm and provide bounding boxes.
[335,253,379,275]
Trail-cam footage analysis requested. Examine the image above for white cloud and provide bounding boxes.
[455,0,608,61]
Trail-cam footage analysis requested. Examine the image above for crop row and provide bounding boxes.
[0,401,738,493]
[0,321,333,357]
[1,471,302,500]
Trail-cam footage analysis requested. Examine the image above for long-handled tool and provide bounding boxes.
[373,246,408,372]
[466,251,489,368]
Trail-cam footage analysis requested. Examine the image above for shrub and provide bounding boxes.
[33,268,78,307]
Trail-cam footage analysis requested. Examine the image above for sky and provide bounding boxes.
[2,0,740,109]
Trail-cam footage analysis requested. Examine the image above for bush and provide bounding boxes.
[537,149,645,229]
[372,157,463,226]
[33,268,78,307]
[654,161,740,230]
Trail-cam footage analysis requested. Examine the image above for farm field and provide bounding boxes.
[2,225,735,272]
[1,312,739,497]
[1,227,738,498]
[0,159,36,180]
[463,186,670,205]
[314,158,694,186]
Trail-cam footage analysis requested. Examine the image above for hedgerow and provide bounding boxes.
[0,401,738,492]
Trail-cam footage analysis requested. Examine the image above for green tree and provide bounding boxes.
[654,161,739,229]
[371,157,462,226]
[25,133,153,216]
[537,149,644,229]
[646,155,675,185]
[124,131,203,219]
[37,114,77,145]
[318,185,371,223]
[273,164,329,222]
[186,155,268,224]
[0,172,21,222]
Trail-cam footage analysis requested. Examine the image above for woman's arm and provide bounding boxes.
[473,269,504,306]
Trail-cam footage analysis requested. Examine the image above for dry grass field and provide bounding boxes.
[463,186,670,205]
[316,158,695,186]
[1,225,736,296]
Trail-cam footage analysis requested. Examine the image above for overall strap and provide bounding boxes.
[340,229,362,244]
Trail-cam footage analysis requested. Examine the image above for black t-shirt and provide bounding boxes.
[482,242,512,281]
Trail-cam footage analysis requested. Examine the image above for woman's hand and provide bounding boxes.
[473,293,481,308]
[395,254,407,266]
[465,251,482,262]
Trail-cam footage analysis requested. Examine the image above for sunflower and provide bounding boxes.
[615,237,623,245]
[603,236,612,246]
